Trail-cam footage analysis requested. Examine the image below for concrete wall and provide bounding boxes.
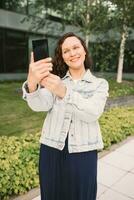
[0,9,80,37]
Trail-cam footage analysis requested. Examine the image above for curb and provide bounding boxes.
[10,188,40,200]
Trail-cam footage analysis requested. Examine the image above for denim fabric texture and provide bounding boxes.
[22,69,109,153]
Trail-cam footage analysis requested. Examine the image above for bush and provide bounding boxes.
[0,133,40,199]
[100,106,134,149]
[0,107,134,199]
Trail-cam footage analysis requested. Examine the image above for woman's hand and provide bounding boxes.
[40,74,67,98]
[27,52,53,92]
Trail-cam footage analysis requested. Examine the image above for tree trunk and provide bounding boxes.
[85,0,90,48]
[116,24,128,83]
[85,34,90,48]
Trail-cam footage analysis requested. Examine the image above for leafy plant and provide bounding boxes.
[0,133,40,199]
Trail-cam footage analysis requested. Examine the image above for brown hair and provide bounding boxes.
[52,32,92,78]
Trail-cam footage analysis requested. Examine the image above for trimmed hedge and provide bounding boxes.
[0,107,134,199]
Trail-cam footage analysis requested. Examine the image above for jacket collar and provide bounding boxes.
[62,69,95,83]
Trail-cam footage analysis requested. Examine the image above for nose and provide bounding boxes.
[69,49,76,57]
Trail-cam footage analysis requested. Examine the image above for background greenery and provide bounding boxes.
[0,82,45,137]
[90,40,134,73]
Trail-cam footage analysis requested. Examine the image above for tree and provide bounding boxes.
[108,0,134,82]
[22,0,134,79]
[0,0,28,13]
[23,0,73,31]
[61,0,110,48]
[22,0,110,49]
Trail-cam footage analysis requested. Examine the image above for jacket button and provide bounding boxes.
[71,134,74,137]
[71,120,73,123]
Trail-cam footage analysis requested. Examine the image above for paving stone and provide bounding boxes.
[115,140,134,157]
[112,172,134,199]
[97,160,126,187]
[97,183,108,198]
[98,188,132,200]
[100,151,134,171]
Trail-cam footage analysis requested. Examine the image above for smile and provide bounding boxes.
[70,57,80,62]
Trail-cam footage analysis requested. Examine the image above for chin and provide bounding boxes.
[70,63,84,70]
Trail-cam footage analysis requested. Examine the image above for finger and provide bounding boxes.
[39,71,50,79]
[48,73,60,80]
[41,76,54,85]
[38,67,52,75]
[30,52,34,64]
[40,79,49,87]
[45,77,56,84]
[42,82,53,89]
[45,75,60,83]
[31,63,53,73]
[34,62,53,69]
[35,57,52,65]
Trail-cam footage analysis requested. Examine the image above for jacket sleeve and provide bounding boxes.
[63,79,109,123]
[22,81,54,112]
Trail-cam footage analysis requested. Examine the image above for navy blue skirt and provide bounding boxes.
[39,135,98,200]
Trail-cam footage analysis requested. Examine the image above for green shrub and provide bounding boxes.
[0,133,40,199]
[100,106,134,149]
[0,107,134,199]
[108,79,134,98]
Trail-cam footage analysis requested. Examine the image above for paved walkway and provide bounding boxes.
[33,138,134,200]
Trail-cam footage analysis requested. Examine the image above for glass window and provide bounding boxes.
[0,28,28,73]
[0,29,5,73]
[5,30,28,73]
[0,0,4,9]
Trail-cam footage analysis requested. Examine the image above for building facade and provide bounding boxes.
[0,0,79,76]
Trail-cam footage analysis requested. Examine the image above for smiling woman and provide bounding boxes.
[52,32,92,78]
[62,36,86,77]
[22,32,109,200]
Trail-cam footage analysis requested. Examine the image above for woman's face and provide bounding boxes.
[61,36,86,70]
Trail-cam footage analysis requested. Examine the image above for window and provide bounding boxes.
[0,29,5,73]
[0,28,28,73]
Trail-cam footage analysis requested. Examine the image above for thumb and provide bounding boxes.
[30,52,34,63]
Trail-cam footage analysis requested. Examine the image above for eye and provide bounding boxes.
[73,46,79,49]
[63,49,69,54]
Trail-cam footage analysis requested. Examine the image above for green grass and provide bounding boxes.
[108,78,134,98]
[0,79,134,137]
[0,82,45,136]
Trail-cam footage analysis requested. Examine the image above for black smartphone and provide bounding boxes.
[32,39,49,62]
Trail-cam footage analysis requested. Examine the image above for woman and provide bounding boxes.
[22,32,109,200]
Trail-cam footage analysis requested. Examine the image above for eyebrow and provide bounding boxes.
[62,43,80,51]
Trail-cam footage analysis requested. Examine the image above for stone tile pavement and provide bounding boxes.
[31,137,134,200]
[97,138,134,200]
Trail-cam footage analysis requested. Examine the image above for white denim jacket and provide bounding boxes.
[22,69,109,153]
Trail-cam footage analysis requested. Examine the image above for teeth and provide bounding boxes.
[71,57,79,62]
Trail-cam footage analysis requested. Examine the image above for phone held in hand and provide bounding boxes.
[32,39,49,62]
